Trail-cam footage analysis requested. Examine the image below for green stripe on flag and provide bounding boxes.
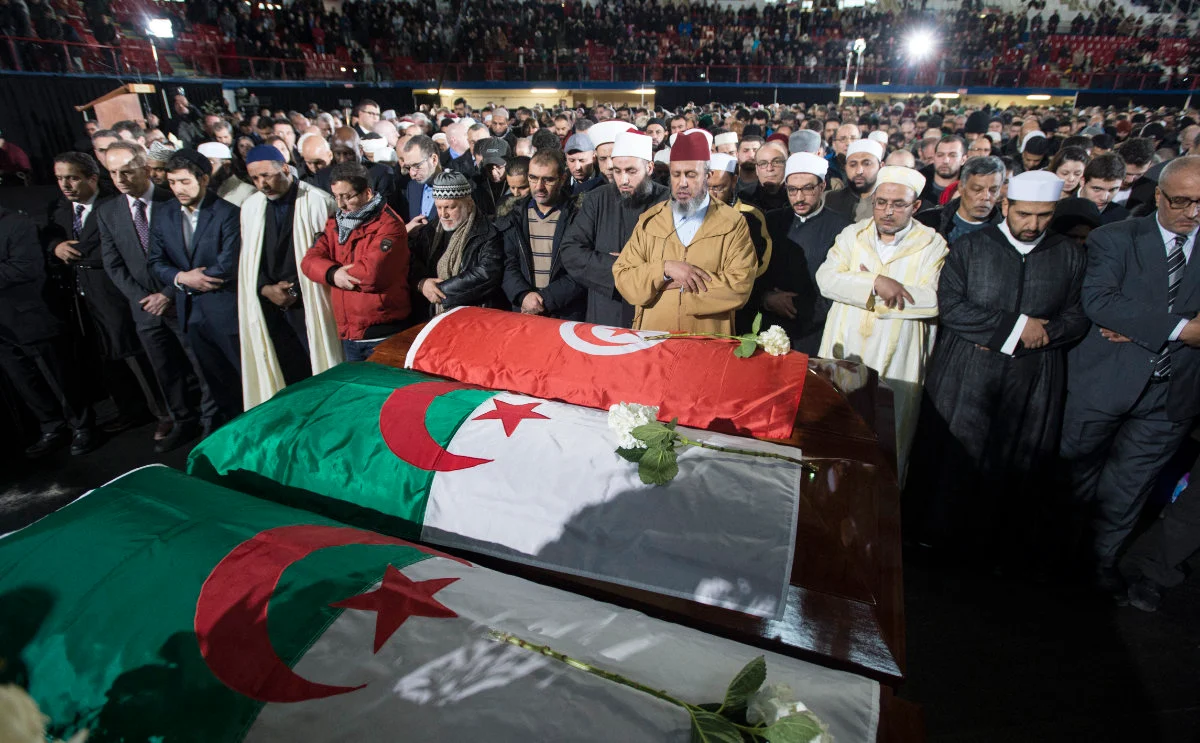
[0,466,436,742]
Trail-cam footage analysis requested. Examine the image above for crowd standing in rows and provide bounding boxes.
[2,91,1199,613]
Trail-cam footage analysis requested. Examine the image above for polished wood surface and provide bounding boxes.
[371,329,907,690]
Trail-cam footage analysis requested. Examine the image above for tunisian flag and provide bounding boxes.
[403,307,809,439]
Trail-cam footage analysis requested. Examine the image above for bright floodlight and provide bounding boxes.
[146,18,174,39]
[906,30,935,61]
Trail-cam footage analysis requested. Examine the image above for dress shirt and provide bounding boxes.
[1161,218,1198,341]
[74,195,97,230]
[126,184,155,224]
[671,193,710,247]
[421,182,434,217]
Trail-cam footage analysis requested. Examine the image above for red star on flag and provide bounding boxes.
[606,328,645,340]
[471,399,549,437]
[331,565,459,653]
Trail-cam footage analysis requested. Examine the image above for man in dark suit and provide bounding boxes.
[400,134,442,229]
[46,151,163,433]
[0,206,97,457]
[1061,155,1200,598]
[147,149,243,426]
[97,141,206,452]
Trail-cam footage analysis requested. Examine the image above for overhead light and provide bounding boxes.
[839,91,865,98]
[1026,94,1052,101]
[427,88,439,94]
[632,88,656,94]
[146,18,174,39]
[933,92,959,99]
[530,88,558,94]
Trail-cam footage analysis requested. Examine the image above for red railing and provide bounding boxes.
[1,36,1196,92]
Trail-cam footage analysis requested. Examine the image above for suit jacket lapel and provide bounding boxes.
[190,195,217,253]
[1138,216,1170,309]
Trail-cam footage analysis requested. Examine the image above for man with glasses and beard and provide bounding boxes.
[761,153,852,354]
[561,130,669,327]
[613,131,757,335]
[816,166,949,482]
[400,134,443,230]
[825,139,883,223]
[907,171,1089,564]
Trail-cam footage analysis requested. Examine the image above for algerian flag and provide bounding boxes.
[189,363,803,619]
[0,467,880,742]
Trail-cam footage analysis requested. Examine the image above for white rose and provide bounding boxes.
[607,402,660,449]
[0,684,88,743]
[757,325,791,357]
[746,683,810,726]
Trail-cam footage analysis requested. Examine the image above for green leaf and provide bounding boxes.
[632,422,675,448]
[763,712,825,743]
[616,446,647,463]
[689,710,744,743]
[666,417,679,430]
[752,312,763,335]
[722,655,767,711]
[638,446,679,485]
[733,338,758,358]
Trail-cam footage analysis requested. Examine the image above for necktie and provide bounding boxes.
[1154,235,1189,379]
[72,203,85,240]
[133,199,150,254]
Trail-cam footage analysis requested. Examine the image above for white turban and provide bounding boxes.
[846,139,884,162]
[784,152,829,179]
[873,165,926,197]
[709,152,738,173]
[1007,170,1064,202]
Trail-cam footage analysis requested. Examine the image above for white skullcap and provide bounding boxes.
[669,128,714,150]
[612,130,653,161]
[589,121,636,147]
[986,131,1002,144]
[431,132,448,143]
[361,138,393,156]
[1007,170,1064,202]
[713,131,738,147]
[460,117,477,127]
[868,130,889,146]
[709,152,738,173]
[846,139,884,162]
[382,109,397,120]
[874,165,926,197]
[654,149,671,165]
[785,152,829,179]
[197,142,232,160]
[396,121,414,130]
[1020,130,1046,153]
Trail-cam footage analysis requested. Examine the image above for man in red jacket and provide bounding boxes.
[301,162,411,362]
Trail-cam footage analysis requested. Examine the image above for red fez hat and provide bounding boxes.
[669,130,711,162]
[766,132,789,145]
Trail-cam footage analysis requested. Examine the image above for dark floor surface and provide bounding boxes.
[2,421,1199,742]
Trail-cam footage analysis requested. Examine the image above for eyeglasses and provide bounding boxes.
[359,109,381,117]
[1159,188,1200,212]
[786,184,820,197]
[872,199,915,213]
[756,158,786,169]
[967,146,991,154]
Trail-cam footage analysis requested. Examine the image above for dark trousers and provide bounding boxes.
[136,314,202,426]
[185,314,243,426]
[342,337,388,363]
[1125,455,1200,588]
[1061,380,1192,566]
[261,300,312,386]
[0,335,94,434]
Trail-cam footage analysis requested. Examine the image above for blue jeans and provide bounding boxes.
[342,337,388,363]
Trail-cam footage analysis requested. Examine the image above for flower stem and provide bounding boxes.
[642,332,744,342]
[676,435,817,476]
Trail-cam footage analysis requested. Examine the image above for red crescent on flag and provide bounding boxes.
[195,524,471,703]
[380,381,493,471]
[572,323,643,347]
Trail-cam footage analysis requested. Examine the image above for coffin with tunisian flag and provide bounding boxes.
[0,466,880,742]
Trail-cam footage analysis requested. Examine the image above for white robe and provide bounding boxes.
[218,175,258,207]
[815,218,949,482]
[238,182,342,410]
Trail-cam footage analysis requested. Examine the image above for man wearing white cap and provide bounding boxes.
[825,139,883,223]
[907,169,1088,558]
[198,142,256,207]
[761,153,852,354]
[815,165,949,481]
[561,129,668,327]
[708,152,771,332]
[588,121,638,185]
[713,131,738,156]
[614,130,757,334]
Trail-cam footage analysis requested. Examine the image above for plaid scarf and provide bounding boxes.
[334,192,386,244]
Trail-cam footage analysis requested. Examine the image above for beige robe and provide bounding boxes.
[613,199,758,333]
[816,218,949,481]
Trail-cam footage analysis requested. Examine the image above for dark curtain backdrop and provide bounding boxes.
[235,85,415,117]
[0,75,222,185]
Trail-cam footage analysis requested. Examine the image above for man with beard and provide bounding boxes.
[614,131,757,334]
[740,140,789,212]
[907,171,1088,562]
[587,121,636,185]
[198,142,255,206]
[471,138,511,218]
[736,134,764,190]
[708,153,771,332]
[565,132,604,195]
[488,107,518,150]
[499,149,585,320]
[825,123,861,190]
[238,145,340,409]
[312,128,397,205]
[918,135,966,206]
[761,153,852,354]
[147,150,243,426]
[400,134,444,228]
[561,131,669,327]
[825,139,882,223]
[145,141,175,188]
[916,156,1005,242]
[645,118,668,151]
[816,166,949,482]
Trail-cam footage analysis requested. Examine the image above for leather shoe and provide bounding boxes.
[69,428,99,456]
[153,419,174,441]
[155,421,200,454]
[1093,565,1128,606]
[1128,576,1164,612]
[25,430,68,458]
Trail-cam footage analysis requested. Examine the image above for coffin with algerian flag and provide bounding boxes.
[0,466,880,741]
[188,361,803,619]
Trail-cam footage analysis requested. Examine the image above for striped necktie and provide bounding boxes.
[1153,234,1188,379]
[72,203,85,240]
[133,199,150,254]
